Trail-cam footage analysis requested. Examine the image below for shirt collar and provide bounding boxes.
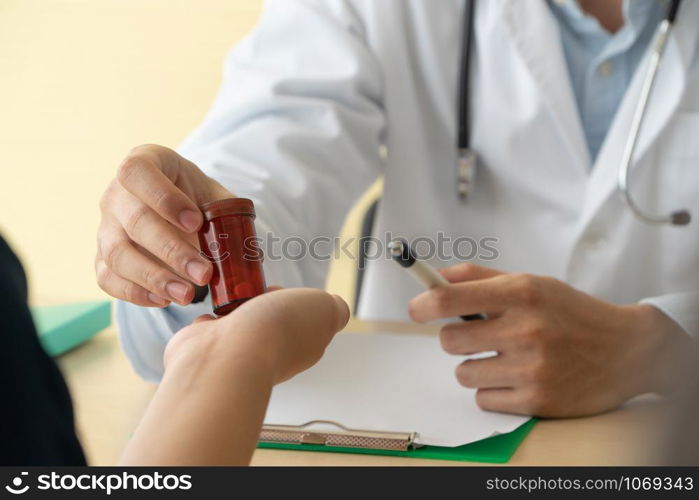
[549,0,667,59]
[550,0,667,39]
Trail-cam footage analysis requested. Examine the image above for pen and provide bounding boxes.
[388,239,485,322]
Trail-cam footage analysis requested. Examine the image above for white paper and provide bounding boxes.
[264,332,529,447]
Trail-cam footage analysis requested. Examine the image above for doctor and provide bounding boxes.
[96,0,698,417]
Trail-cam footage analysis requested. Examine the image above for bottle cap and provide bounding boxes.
[199,198,256,220]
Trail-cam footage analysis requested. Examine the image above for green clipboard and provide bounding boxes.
[258,418,536,463]
[31,301,112,357]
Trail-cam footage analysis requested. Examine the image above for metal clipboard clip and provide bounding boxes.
[260,420,418,451]
[457,148,478,202]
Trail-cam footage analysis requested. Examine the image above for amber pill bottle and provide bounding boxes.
[197,198,267,316]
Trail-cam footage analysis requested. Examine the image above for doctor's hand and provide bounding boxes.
[96,144,232,307]
[409,264,695,418]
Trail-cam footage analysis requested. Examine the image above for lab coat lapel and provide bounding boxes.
[579,20,695,229]
[500,0,591,173]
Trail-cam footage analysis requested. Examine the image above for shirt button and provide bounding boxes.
[598,61,614,76]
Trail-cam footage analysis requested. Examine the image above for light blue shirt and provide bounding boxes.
[549,0,666,162]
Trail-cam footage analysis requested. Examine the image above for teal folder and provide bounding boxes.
[258,418,536,463]
[31,301,112,356]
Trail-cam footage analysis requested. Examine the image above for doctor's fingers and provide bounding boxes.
[474,387,545,416]
[439,262,503,284]
[112,193,212,286]
[454,355,521,390]
[409,275,515,322]
[97,222,195,305]
[409,273,550,323]
[95,258,169,308]
[439,318,511,355]
[116,147,203,234]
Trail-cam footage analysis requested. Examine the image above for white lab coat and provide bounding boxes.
[117,0,699,381]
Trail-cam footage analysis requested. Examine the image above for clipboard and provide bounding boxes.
[259,332,537,463]
[261,420,417,451]
[258,418,536,463]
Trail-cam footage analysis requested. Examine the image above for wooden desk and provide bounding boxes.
[57,320,670,466]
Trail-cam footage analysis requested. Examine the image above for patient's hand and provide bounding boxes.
[164,287,350,384]
[120,288,349,466]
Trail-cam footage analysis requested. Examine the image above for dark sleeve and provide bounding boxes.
[0,235,86,466]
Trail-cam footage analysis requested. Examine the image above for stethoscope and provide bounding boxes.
[457,0,691,226]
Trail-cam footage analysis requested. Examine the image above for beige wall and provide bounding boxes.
[0,0,377,309]
[0,0,263,304]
